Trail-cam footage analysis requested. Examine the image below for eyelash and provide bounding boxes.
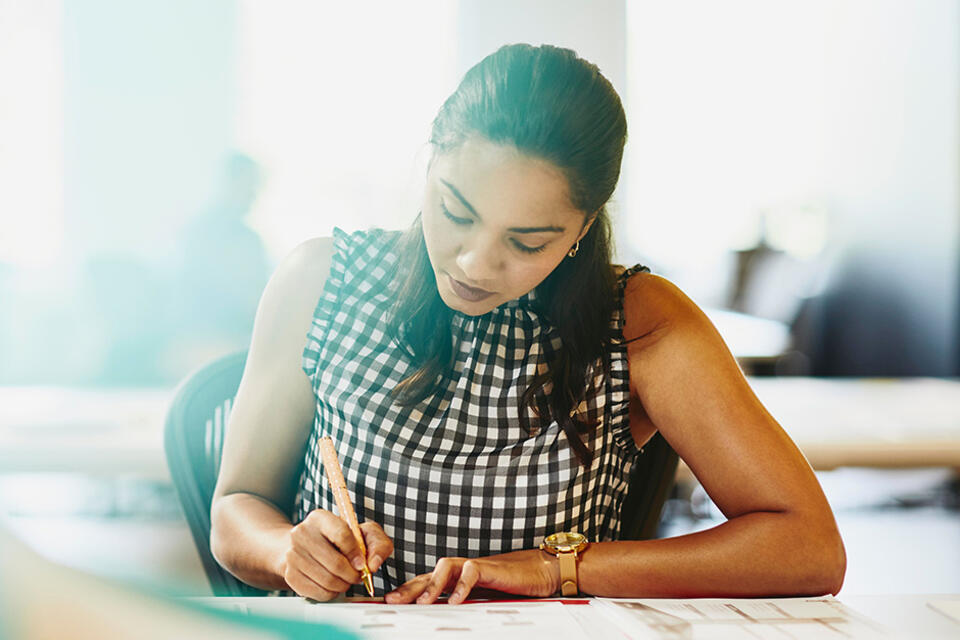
[439,201,547,254]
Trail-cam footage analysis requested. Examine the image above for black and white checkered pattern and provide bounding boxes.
[295,227,649,596]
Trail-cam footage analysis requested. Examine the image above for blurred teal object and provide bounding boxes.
[164,350,272,596]
[0,514,359,640]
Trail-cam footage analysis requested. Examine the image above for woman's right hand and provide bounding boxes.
[281,509,394,601]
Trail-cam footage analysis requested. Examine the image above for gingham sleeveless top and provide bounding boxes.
[295,226,648,596]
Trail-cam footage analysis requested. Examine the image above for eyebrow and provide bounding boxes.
[439,179,567,234]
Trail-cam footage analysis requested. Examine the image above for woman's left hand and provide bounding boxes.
[385,549,560,605]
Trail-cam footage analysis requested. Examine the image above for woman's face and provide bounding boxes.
[421,136,594,316]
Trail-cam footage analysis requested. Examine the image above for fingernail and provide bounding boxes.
[369,555,382,572]
[352,556,365,571]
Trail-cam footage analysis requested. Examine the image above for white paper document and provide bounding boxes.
[594,596,889,639]
[302,601,589,639]
[191,595,895,639]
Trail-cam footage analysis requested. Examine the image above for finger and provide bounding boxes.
[285,563,338,602]
[359,521,394,572]
[287,547,354,593]
[311,534,363,586]
[314,510,367,572]
[291,518,361,585]
[385,574,431,604]
[448,560,480,605]
[417,558,458,605]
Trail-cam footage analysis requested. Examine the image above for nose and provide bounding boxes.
[455,233,501,285]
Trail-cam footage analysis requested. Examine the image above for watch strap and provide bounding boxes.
[557,550,578,596]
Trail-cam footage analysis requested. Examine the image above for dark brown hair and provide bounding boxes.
[386,43,627,466]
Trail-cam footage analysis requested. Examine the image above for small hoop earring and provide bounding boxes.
[567,240,580,258]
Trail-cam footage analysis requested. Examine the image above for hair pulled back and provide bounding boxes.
[387,43,628,467]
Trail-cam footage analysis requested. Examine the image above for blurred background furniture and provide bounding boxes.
[620,432,680,540]
[2,376,959,596]
[673,377,960,483]
[164,350,268,596]
[6,377,957,480]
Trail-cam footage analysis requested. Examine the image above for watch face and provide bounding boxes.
[544,532,588,551]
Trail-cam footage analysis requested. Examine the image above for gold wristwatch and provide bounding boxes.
[539,532,589,596]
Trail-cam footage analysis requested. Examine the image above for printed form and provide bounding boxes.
[201,596,895,638]
[303,601,590,639]
[594,596,889,639]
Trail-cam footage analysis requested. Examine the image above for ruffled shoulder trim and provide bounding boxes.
[301,226,395,385]
[605,263,652,457]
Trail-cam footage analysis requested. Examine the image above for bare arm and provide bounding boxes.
[209,237,329,591]
[389,273,846,604]
[210,236,394,598]
[576,273,846,597]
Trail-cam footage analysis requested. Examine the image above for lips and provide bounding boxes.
[446,273,495,302]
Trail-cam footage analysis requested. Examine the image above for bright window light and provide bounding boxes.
[624,0,831,303]
[235,0,458,261]
[0,0,64,268]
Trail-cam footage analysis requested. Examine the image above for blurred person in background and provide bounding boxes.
[164,152,271,377]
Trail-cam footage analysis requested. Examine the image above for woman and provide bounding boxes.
[210,43,845,605]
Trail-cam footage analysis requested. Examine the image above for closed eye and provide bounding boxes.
[440,200,471,226]
[512,239,546,254]
[440,200,547,254]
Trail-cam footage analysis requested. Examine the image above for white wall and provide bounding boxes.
[235,0,458,260]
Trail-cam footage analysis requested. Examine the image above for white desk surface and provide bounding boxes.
[184,593,960,639]
[1,377,959,477]
[839,594,960,639]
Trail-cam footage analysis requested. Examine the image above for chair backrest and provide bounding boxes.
[163,349,268,596]
[618,431,680,540]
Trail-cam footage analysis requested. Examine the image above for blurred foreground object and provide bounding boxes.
[0,517,357,639]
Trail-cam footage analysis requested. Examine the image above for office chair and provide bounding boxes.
[164,349,269,596]
[165,350,678,595]
[619,431,680,541]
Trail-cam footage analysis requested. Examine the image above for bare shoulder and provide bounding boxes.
[620,268,745,415]
[620,270,706,346]
[211,236,335,506]
[276,236,334,293]
[244,236,335,372]
[261,237,334,320]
